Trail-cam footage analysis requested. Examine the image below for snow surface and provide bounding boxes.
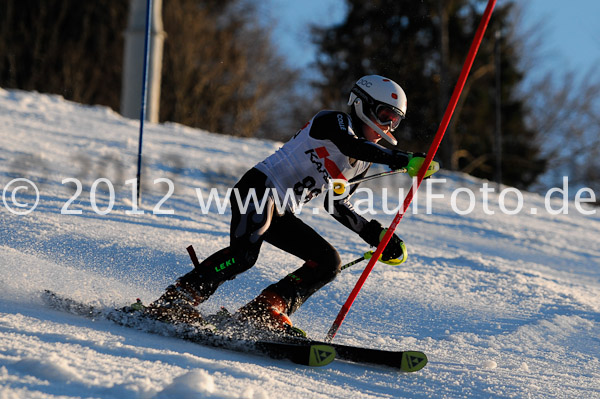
[1,88,599,398]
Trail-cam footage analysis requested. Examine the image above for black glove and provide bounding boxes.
[359,219,405,261]
[387,150,411,171]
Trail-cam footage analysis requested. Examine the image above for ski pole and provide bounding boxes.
[325,0,497,342]
[333,168,406,194]
[341,251,406,271]
[341,255,367,271]
[135,0,153,207]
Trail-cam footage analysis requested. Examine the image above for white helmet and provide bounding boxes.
[348,75,407,145]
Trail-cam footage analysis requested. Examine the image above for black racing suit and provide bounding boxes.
[178,110,411,315]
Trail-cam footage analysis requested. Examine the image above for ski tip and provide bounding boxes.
[309,344,336,367]
[400,351,428,372]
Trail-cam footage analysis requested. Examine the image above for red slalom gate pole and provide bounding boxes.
[325,0,497,342]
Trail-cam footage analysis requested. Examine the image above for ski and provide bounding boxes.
[41,290,426,372]
[315,341,427,372]
[207,307,427,372]
[41,290,335,368]
[267,334,427,372]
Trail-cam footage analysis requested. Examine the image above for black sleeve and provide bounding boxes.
[323,167,371,235]
[309,111,411,169]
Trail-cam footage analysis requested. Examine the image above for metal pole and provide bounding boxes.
[136,0,153,206]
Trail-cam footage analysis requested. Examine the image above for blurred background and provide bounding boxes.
[1,0,598,197]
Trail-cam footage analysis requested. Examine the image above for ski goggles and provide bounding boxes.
[372,104,405,131]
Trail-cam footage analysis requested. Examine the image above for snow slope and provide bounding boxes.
[1,88,599,398]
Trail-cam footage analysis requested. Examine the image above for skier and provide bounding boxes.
[147,75,439,334]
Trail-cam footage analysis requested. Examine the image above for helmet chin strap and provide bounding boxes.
[352,99,398,146]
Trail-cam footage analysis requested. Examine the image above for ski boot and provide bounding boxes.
[144,282,205,325]
[237,290,306,338]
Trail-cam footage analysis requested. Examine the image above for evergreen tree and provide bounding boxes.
[312,0,546,189]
